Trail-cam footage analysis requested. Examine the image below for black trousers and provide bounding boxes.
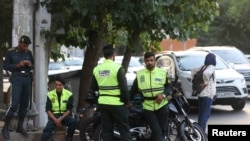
[144,104,169,141]
[41,114,77,140]
[99,104,132,141]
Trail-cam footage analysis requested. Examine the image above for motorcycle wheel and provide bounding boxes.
[94,125,122,141]
[166,118,179,141]
[181,122,207,141]
[79,117,95,141]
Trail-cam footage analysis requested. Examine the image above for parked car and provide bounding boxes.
[63,57,84,71]
[115,56,144,73]
[48,61,69,76]
[98,56,144,90]
[156,50,248,110]
[126,69,136,90]
[189,46,250,95]
[245,54,250,62]
[98,56,144,73]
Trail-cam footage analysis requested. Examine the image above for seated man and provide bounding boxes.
[40,77,77,141]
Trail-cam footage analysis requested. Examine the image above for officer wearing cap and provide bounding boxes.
[90,44,132,141]
[2,35,34,139]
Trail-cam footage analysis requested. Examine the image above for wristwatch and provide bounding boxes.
[162,94,166,98]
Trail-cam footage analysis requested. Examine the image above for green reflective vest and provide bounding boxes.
[94,59,123,105]
[47,88,72,114]
[136,67,168,111]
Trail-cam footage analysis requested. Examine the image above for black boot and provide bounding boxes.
[16,116,28,137]
[1,116,12,139]
[40,134,50,141]
[66,128,75,141]
[66,136,72,141]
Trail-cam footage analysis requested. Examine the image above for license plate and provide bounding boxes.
[216,92,234,97]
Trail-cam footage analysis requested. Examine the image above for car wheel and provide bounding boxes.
[231,99,246,111]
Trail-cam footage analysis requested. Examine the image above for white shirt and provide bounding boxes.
[191,65,216,98]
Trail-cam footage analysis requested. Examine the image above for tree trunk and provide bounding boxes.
[122,30,141,71]
[77,30,103,110]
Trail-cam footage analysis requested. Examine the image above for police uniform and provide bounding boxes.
[40,88,77,141]
[2,35,34,139]
[130,64,171,141]
[91,44,132,141]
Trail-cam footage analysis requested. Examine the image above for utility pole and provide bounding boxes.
[12,0,33,48]
[34,0,51,128]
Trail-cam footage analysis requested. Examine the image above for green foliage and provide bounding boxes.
[197,0,250,53]
[41,0,219,52]
[228,0,250,31]
[49,42,65,62]
[0,0,12,52]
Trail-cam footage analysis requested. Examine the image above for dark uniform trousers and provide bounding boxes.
[99,104,132,141]
[40,114,77,141]
[144,104,169,141]
[7,74,32,117]
[1,73,32,139]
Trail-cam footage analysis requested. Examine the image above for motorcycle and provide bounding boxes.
[79,87,207,141]
[167,87,207,141]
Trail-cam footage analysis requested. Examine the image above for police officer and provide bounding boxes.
[90,44,132,141]
[40,77,77,141]
[2,35,34,139]
[130,52,171,141]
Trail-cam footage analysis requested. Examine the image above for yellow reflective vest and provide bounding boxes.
[93,59,124,105]
[47,88,72,114]
[136,67,168,111]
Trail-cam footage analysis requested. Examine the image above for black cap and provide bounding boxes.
[102,44,115,55]
[19,35,31,44]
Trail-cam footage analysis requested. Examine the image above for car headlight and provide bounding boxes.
[239,77,246,84]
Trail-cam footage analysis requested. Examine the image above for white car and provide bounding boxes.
[245,54,250,62]
[63,57,84,71]
[98,56,144,90]
[48,61,69,76]
[156,50,248,110]
[189,46,250,95]
[114,56,144,73]
[98,56,144,73]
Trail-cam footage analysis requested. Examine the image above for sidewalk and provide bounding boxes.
[0,123,80,141]
[0,112,80,141]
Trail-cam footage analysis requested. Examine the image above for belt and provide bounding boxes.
[12,71,32,77]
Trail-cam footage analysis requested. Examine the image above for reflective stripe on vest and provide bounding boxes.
[47,88,72,114]
[94,59,123,105]
[137,67,168,111]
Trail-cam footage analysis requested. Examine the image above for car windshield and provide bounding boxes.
[64,58,83,66]
[115,57,142,67]
[49,62,66,70]
[176,54,228,71]
[211,49,249,64]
